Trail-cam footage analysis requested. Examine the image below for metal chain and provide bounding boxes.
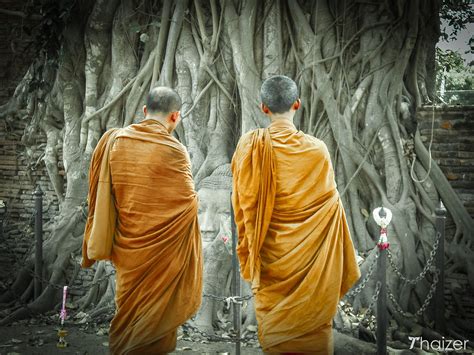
[386,232,440,285]
[387,285,407,317]
[345,248,379,298]
[5,206,441,328]
[203,294,253,303]
[359,281,381,325]
[387,269,439,317]
[183,323,258,344]
[415,270,439,317]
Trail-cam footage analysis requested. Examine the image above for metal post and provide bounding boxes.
[377,246,387,355]
[373,206,391,355]
[230,192,241,355]
[34,185,43,299]
[434,200,446,334]
[0,200,5,240]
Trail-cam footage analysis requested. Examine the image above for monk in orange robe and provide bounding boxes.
[231,76,361,354]
[82,87,202,354]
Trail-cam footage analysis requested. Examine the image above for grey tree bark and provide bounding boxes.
[1,0,472,344]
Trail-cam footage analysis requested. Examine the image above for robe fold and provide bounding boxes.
[82,119,202,354]
[82,128,120,267]
[231,119,361,353]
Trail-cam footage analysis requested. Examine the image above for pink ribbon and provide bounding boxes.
[60,286,68,324]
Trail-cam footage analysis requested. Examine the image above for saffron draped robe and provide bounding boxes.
[231,119,361,354]
[82,119,203,354]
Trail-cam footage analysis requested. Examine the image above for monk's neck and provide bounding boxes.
[270,116,295,126]
[270,110,295,121]
[268,116,297,133]
[142,117,172,133]
[271,117,293,123]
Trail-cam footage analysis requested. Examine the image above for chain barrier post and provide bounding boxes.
[434,200,446,334]
[373,207,392,355]
[57,286,69,348]
[34,185,43,299]
[0,200,6,240]
[230,192,241,355]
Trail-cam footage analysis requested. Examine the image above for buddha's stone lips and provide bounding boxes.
[201,232,217,243]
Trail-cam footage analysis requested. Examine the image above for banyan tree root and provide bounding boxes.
[1,1,473,338]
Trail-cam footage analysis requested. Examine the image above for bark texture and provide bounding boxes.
[1,0,473,343]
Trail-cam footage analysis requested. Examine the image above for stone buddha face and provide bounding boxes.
[194,164,233,332]
[197,164,232,250]
[198,188,231,248]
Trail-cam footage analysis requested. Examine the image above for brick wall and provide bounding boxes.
[417,105,474,218]
[0,118,96,300]
[0,120,57,279]
[0,2,96,301]
[418,105,474,333]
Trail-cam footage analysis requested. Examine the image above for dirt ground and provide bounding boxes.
[0,322,262,355]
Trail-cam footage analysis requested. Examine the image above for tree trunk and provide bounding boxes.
[1,0,472,345]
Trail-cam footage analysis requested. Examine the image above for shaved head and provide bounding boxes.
[146,86,182,115]
[260,75,299,114]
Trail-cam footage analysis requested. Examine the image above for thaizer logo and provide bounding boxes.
[409,336,469,352]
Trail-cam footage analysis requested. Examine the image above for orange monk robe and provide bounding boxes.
[82,119,203,354]
[231,119,361,354]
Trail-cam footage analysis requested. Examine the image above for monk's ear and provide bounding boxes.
[143,105,147,116]
[261,103,270,115]
[170,111,180,122]
[293,99,301,111]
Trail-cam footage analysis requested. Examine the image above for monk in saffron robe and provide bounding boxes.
[82,87,202,354]
[231,76,361,354]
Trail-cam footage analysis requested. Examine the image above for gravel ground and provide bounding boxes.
[0,321,262,355]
